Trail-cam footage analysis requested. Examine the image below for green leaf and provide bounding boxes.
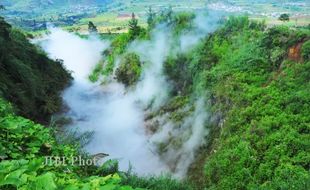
[99,184,117,190]
[33,172,57,190]
[28,158,44,172]
[0,169,27,187]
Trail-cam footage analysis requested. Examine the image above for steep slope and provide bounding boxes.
[0,17,72,124]
[190,18,310,189]
[0,98,139,190]
[163,18,310,189]
[1,10,309,189]
[0,97,191,189]
[91,13,310,189]
[0,16,192,190]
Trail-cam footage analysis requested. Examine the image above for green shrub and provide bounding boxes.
[301,40,310,61]
[201,19,310,189]
[115,53,142,86]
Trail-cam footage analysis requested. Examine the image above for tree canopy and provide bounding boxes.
[279,13,290,22]
[88,21,98,34]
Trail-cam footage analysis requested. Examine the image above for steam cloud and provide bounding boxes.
[129,26,172,110]
[39,10,219,178]
[179,10,222,52]
[40,28,167,175]
[149,98,209,177]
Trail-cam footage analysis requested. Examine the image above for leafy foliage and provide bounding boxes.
[0,97,192,190]
[0,98,144,190]
[128,13,142,39]
[279,13,290,22]
[301,40,310,61]
[196,18,310,190]
[115,53,142,86]
[147,7,156,28]
[90,14,310,189]
[2,9,310,189]
[121,173,193,190]
[0,18,72,124]
[88,21,98,34]
[0,17,184,190]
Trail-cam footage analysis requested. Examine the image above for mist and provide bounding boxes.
[179,11,223,52]
[128,26,172,110]
[40,28,167,175]
[41,28,107,81]
[38,10,219,178]
[145,97,210,178]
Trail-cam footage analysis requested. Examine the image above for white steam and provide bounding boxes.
[179,11,222,52]
[38,10,219,178]
[40,28,167,175]
[41,28,107,81]
[149,98,209,178]
[129,27,171,109]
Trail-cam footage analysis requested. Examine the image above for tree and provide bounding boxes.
[128,13,140,38]
[159,6,173,23]
[147,7,156,28]
[166,6,173,22]
[115,53,141,86]
[278,14,290,22]
[0,16,11,39]
[88,21,98,34]
[0,5,5,10]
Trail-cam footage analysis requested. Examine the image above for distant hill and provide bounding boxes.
[2,0,112,10]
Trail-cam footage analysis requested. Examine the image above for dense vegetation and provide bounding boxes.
[0,97,193,189]
[91,13,310,189]
[0,17,191,190]
[197,18,310,190]
[115,53,142,86]
[162,16,310,189]
[0,17,72,124]
[1,7,309,190]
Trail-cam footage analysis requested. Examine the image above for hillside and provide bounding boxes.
[0,16,72,124]
[0,16,191,190]
[1,0,309,33]
[0,8,310,190]
[2,0,111,10]
[90,13,310,189]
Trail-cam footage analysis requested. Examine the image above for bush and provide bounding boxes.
[115,53,142,86]
[301,40,310,61]
[201,21,310,189]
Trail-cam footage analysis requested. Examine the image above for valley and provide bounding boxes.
[1,0,309,33]
[0,1,309,190]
